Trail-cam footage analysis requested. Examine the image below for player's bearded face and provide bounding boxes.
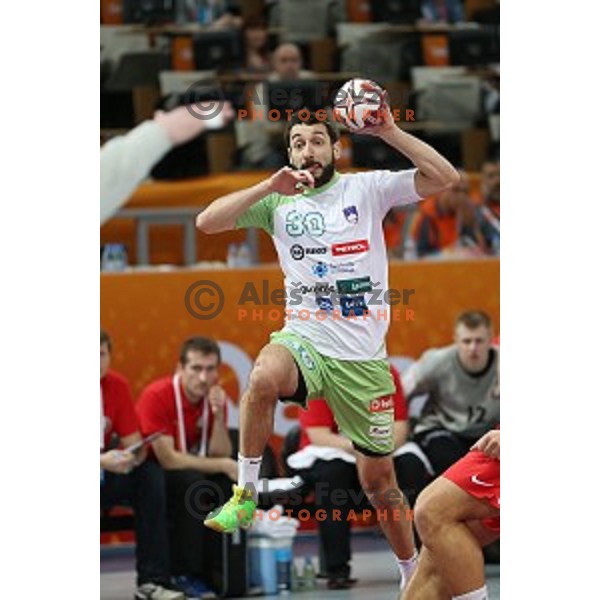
[288,124,337,188]
[295,155,335,188]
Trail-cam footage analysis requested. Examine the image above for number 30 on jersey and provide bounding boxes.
[285,211,326,237]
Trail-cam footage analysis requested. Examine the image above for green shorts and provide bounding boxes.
[270,330,396,456]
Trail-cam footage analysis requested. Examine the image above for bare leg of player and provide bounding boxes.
[413,477,500,598]
[402,546,451,600]
[239,345,298,456]
[355,454,417,588]
[205,344,299,532]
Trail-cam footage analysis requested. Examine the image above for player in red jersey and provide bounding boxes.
[403,429,500,600]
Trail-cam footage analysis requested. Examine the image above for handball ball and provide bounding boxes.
[333,78,387,132]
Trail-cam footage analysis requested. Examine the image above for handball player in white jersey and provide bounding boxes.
[196,100,459,590]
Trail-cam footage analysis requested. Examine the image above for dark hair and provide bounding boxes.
[179,336,221,366]
[455,310,492,331]
[242,15,270,67]
[283,109,340,148]
[100,328,112,352]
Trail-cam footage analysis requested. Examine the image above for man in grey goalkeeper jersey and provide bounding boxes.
[397,310,500,505]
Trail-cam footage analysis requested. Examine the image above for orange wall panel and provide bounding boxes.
[101,259,499,401]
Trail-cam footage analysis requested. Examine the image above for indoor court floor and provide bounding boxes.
[101,533,500,599]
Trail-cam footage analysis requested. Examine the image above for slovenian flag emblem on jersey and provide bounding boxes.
[343,205,359,224]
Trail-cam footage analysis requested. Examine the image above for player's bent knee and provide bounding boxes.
[246,366,278,403]
[358,458,394,494]
[252,345,298,396]
[414,489,446,542]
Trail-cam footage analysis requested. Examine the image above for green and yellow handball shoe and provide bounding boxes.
[204,485,257,533]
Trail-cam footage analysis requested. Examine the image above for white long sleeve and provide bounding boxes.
[100,121,173,224]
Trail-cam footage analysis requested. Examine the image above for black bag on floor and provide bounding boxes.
[208,527,248,598]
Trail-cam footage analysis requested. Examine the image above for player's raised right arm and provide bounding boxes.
[196,167,314,233]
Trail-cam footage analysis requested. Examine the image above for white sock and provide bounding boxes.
[396,551,418,588]
[453,586,488,600]
[238,454,262,500]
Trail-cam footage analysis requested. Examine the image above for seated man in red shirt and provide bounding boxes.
[136,337,238,598]
[403,429,500,600]
[298,365,411,590]
[100,329,183,600]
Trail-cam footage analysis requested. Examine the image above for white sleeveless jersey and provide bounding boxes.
[236,169,422,360]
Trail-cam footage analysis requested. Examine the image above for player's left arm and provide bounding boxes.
[207,385,233,458]
[361,93,459,197]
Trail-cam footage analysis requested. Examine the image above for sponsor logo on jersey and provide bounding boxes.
[312,262,329,278]
[336,276,373,295]
[298,283,335,295]
[340,295,368,317]
[330,261,356,274]
[371,412,393,424]
[342,205,359,224]
[369,425,391,439]
[290,244,327,261]
[369,396,394,413]
[332,239,369,256]
[316,296,334,312]
[308,260,356,276]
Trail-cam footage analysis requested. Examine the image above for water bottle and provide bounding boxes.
[302,556,316,591]
[248,537,278,595]
[236,242,252,267]
[290,561,301,592]
[227,243,238,268]
[403,237,418,261]
[101,243,127,271]
[276,545,292,592]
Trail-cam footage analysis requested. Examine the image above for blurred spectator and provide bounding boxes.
[176,0,242,27]
[395,310,500,506]
[135,337,237,598]
[297,365,410,589]
[270,42,313,81]
[410,171,486,257]
[384,208,411,259]
[473,158,500,254]
[100,329,183,600]
[421,0,464,23]
[101,103,234,224]
[242,16,271,73]
[235,43,314,168]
